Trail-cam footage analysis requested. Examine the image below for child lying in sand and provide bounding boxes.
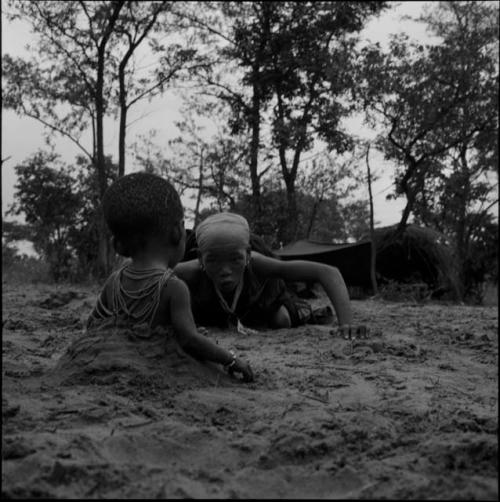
[87,173,253,382]
[174,212,368,337]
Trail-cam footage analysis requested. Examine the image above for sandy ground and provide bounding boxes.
[2,281,498,499]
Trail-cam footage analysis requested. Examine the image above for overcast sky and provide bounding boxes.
[1,1,434,232]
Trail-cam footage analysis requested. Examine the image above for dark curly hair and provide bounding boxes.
[102,172,183,257]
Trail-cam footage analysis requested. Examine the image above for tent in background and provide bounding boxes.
[274,240,372,289]
[274,224,460,300]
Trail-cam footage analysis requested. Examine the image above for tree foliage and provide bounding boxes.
[7,151,118,281]
[3,0,197,276]
[296,151,371,242]
[132,113,252,226]
[7,151,82,280]
[358,1,498,232]
[112,1,197,177]
[232,150,370,247]
[2,220,35,244]
[68,155,119,278]
[357,0,498,301]
[4,1,498,302]
[175,1,387,240]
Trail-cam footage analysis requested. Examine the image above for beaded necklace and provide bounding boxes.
[213,277,258,335]
[90,264,174,328]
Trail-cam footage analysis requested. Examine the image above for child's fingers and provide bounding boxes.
[238,363,253,382]
[335,324,370,339]
[227,360,253,382]
[230,360,254,382]
[197,326,209,336]
[244,365,254,382]
[356,325,369,338]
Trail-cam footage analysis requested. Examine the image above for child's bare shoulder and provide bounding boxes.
[251,251,283,272]
[162,272,190,300]
[173,259,201,284]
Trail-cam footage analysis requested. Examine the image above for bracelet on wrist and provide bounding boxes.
[224,350,237,371]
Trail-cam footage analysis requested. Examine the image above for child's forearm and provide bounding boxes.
[320,267,353,325]
[169,280,235,365]
[179,331,234,366]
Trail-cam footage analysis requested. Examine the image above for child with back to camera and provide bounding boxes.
[87,173,253,382]
[174,212,368,338]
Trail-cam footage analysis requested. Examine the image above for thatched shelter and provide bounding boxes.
[275,224,460,300]
[373,224,460,300]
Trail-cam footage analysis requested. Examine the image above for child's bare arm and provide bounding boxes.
[87,279,113,330]
[167,277,254,381]
[252,252,353,326]
[173,259,200,286]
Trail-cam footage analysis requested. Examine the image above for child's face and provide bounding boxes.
[201,246,249,294]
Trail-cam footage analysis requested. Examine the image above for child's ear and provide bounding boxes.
[170,221,183,246]
[197,250,205,270]
[112,236,127,256]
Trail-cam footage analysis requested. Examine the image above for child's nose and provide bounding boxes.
[220,265,232,277]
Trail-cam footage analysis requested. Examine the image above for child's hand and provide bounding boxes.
[336,324,370,340]
[197,326,209,336]
[227,357,254,382]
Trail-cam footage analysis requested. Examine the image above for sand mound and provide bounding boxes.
[47,321,234,390]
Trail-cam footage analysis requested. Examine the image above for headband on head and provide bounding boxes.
[195,212,250,255]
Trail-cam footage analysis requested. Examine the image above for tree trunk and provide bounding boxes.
[118,70,127,178]
[307,201,319,239]
[94,2,124,278]
[455,148,470,301]
[249,81,262,232]
[96,211,110,279]
[194,147,204,227]
[393,154,420,239]
[96,69,106,198]
[284,178,298,243]
[277,137,295,244]
[366,145,378,296]
[95,57,110,278]
[397,188,413,236]
[283,117,310,243]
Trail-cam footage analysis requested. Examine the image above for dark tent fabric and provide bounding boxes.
[274,224,459,298]
[274,240,372,288]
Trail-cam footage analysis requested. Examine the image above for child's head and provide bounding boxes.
[102,172,184,261]
[196,212,251,294]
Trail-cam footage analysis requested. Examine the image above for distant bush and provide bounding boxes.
[2,245,51,284]
[7,151,118,283]
[378,279,431,303]
[482,282,498,307]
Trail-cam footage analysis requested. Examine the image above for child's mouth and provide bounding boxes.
[219,280,235,292]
